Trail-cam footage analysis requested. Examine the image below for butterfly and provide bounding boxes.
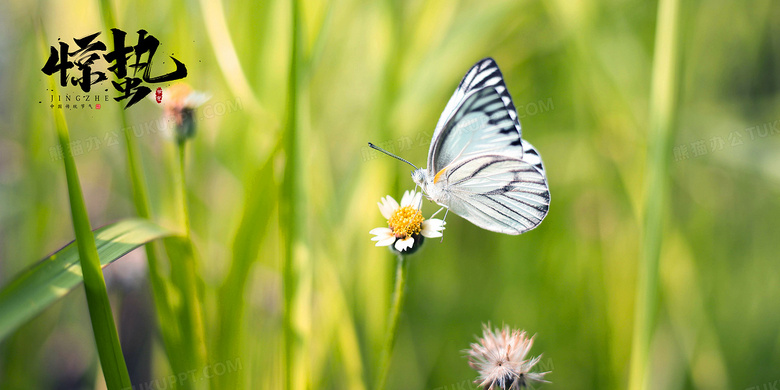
[370,58,549,235]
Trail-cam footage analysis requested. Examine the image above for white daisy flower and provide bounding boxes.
[467,323,550,390]
[369,190,445,254]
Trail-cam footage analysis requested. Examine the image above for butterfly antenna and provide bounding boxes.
[368,142,418,170]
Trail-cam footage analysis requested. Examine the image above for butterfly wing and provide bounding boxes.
[428,86,527,177]
[520,139,546,177]
[438,154,550,235]
[424,58,549,234]
[428,58,522,171]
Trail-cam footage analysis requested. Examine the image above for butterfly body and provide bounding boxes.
[413,58,550,235]
[412,168,448,206]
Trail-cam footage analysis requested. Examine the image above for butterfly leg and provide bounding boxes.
[429,206,445,219]
[427,207,448,242]
[439,208,450,243]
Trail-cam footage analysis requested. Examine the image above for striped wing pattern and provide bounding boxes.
[430,86,524,174]
[429,58,522,170]
[520,139,546,176]
[441,155,550,235]
[424,58,550,234]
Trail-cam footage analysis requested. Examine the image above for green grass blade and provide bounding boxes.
[215,148,278,388]
[0,218,172,341]
[37,24,133,388]
[628,0,682,389]
[162,235,209,388]
[281,0,302,388]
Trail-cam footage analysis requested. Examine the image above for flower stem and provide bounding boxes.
[96,0,181,378]
[376,254,410,390]
[178,144,192,239]
[174,143,210,386]
[628,0,681,389]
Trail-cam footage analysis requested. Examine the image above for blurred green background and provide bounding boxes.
[1,0,779,389]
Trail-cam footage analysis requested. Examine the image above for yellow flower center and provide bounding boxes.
[388,206,424,238]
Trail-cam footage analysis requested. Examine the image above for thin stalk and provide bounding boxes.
[175,143,210,386]
[281,0,302,388]
[40,31,131,387]
[117,104,178,354]
[96,0,179,376]
[178,145,192,239]
[375,254,409,390]
[628,0,682,389]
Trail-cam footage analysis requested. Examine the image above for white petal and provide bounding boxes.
[412,191,423,210]
[369,227,393,240]
[394,236,414,252]
[377,201,390,219]
[378,196,399,219]
[375,236,396,247]
[421,229,442,238]
[421,219,445,238]
[423,219,446,230]
[183,92,212,108]
[400,190,413,207]
[420,230,442,238]
[424,218,445,229]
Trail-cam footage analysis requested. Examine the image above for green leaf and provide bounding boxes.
[38,23,133,388]
[0,218,173,341]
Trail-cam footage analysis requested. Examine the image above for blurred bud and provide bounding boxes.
[150,83,211,144]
